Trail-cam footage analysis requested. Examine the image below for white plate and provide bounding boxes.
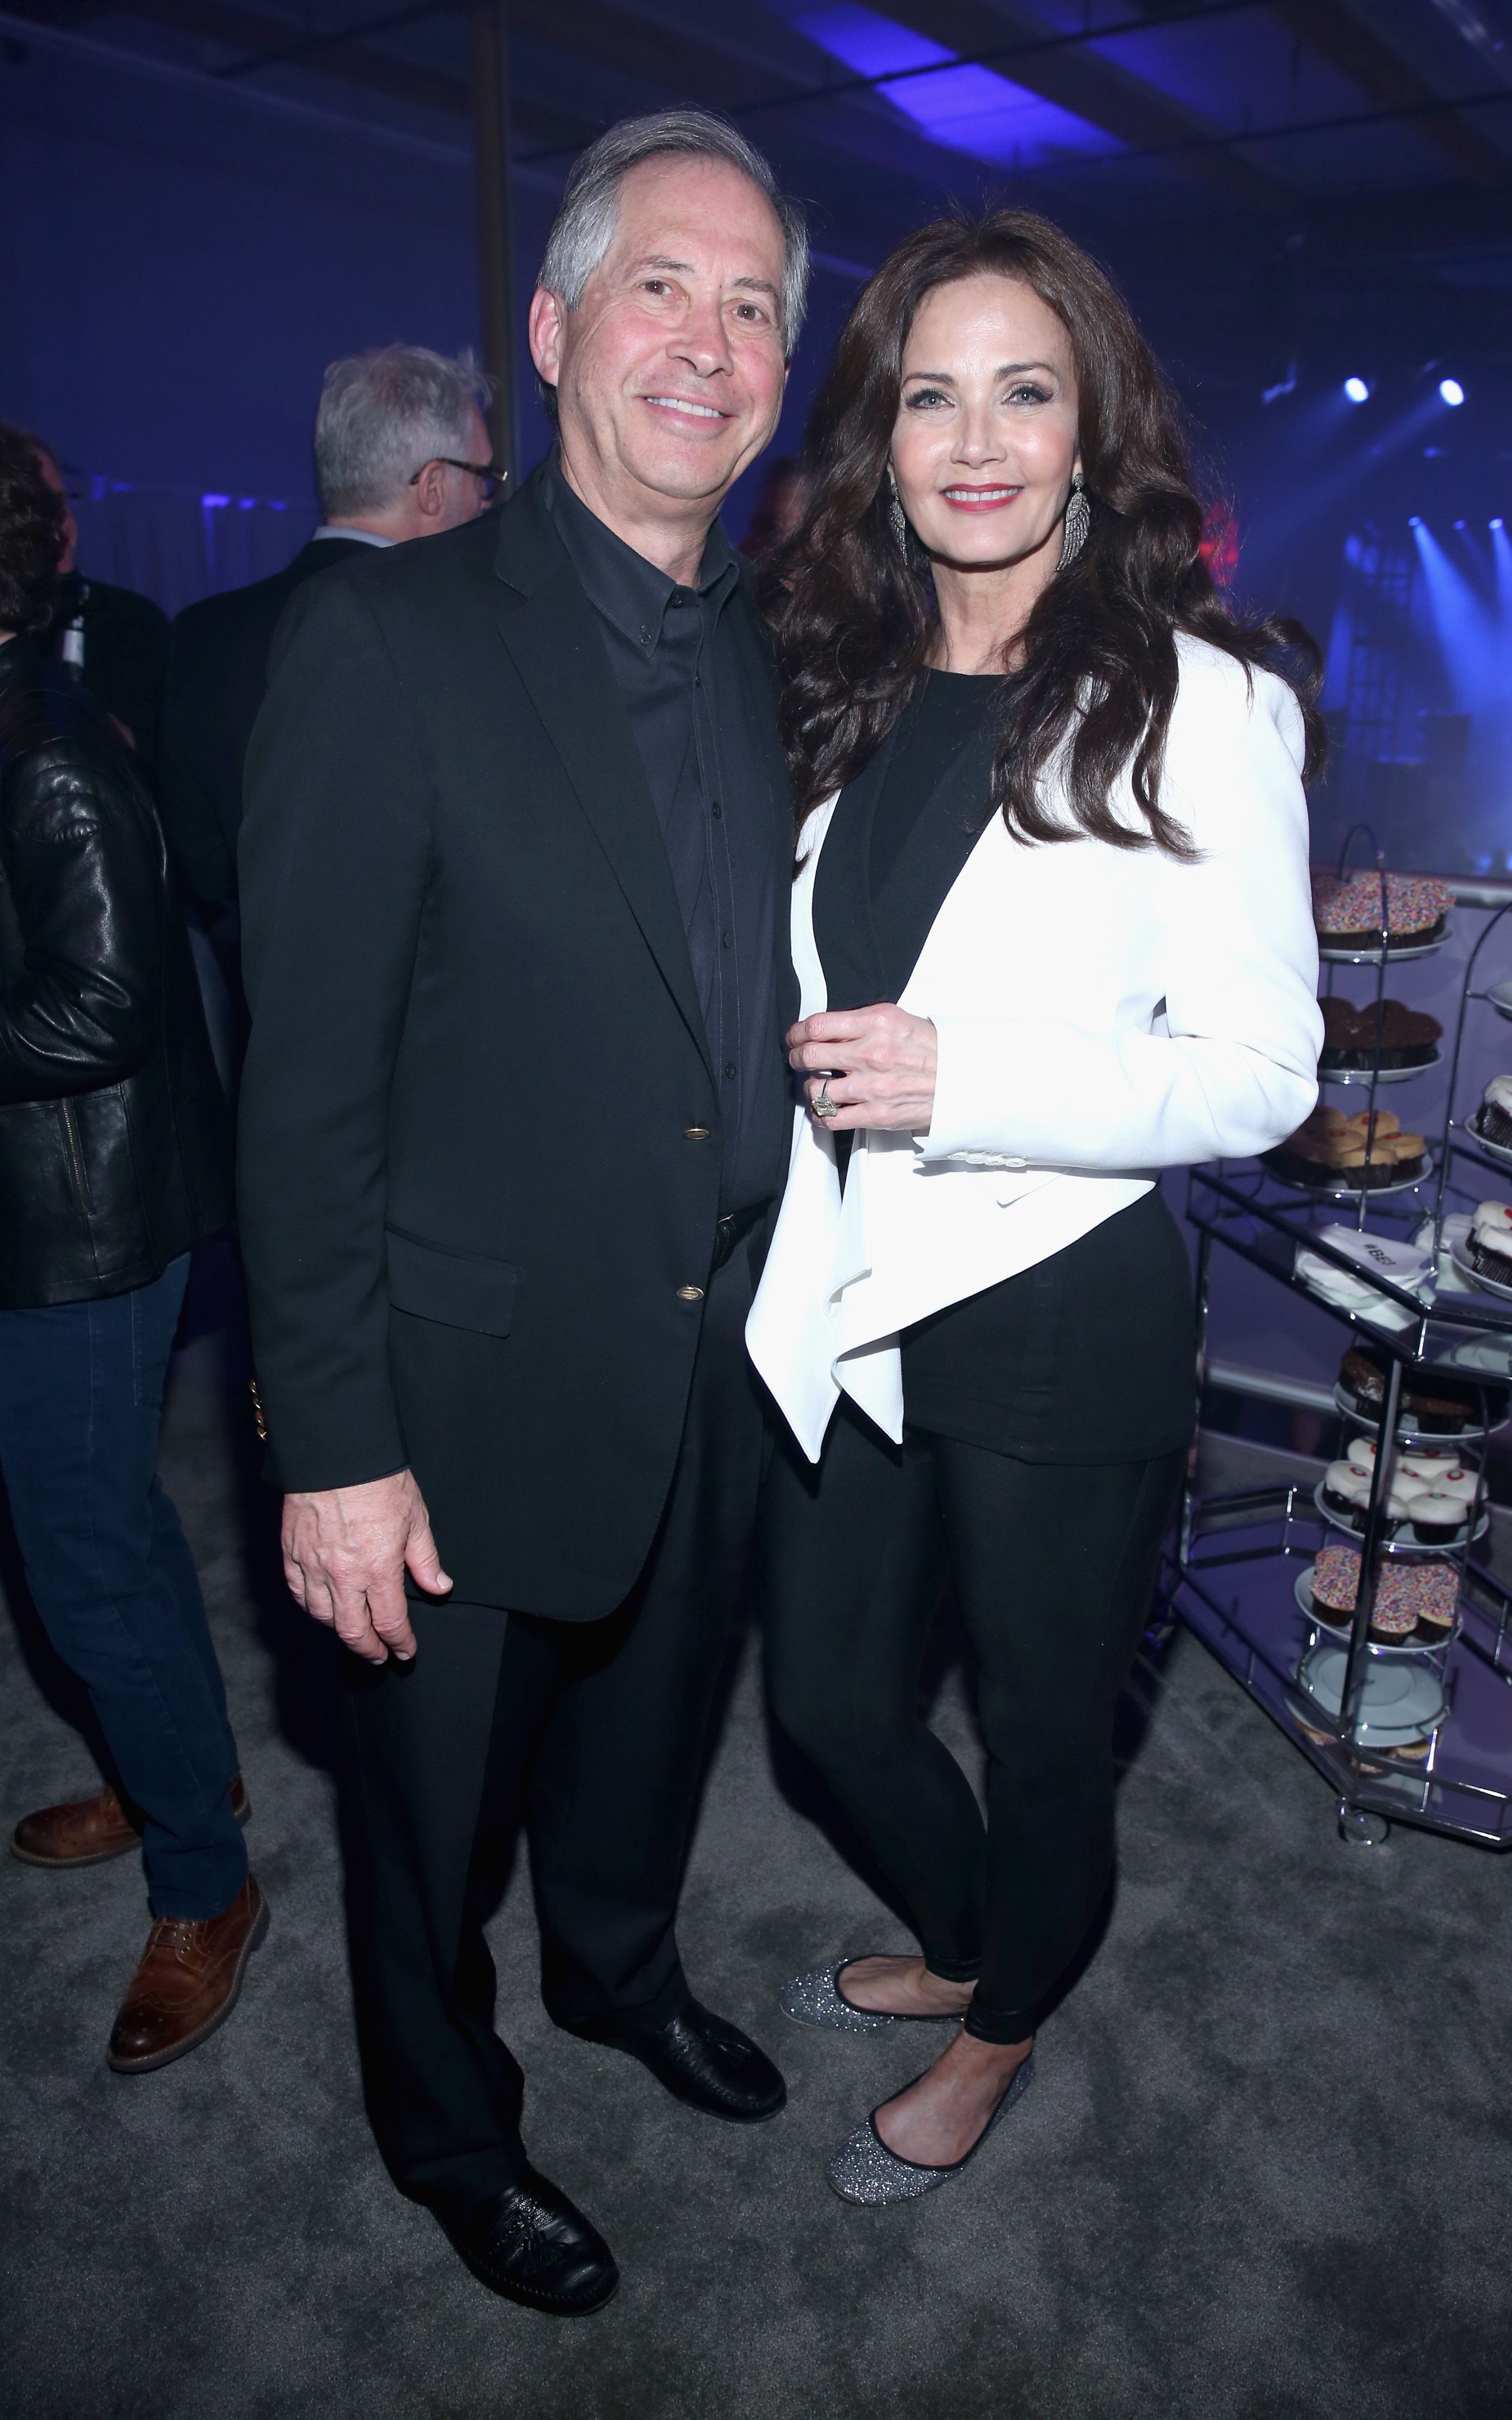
[1264,1156,1433,1202]
[1317,1049,1443,1087]
[1441,1333,1512,1377]
[1330,1381,1494,1442]
[1296,1642,1448,1741]
[1450,1235,1512,1302]
[1317,937,1445,965]
[1312,1481,1487,1553]
[1293,1564,1458,1655]
[1462,1114,1512,1171]
[1486,979,1512,1022]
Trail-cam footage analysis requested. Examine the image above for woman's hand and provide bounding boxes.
[788,1004,938,1132]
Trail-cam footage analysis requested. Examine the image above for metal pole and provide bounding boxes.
[470,0,516,484]
[1338,1351,1402,1747]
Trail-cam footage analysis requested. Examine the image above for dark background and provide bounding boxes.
[3,0,1510,870]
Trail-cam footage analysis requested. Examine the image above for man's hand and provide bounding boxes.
[787,1004,938,1133]
[281,1470,452,1665]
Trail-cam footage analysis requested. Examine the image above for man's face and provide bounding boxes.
[34,446,78,575]
[530,155,790,520]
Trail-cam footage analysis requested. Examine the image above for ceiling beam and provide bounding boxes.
[1266,0,1511,188]
[872,0,1291,215]
[21,0,606,145]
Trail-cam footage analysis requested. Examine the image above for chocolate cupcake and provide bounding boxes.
[1410,1491,1466,1544]
[1477,1076,1512,1149]
[1318,995,1441,1071]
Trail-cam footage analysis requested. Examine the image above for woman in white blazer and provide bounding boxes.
[747,211,1323,2207]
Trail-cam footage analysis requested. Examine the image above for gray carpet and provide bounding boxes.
[3,1295,1510,2419]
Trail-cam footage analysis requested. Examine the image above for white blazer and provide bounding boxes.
[746,634,1323,1463]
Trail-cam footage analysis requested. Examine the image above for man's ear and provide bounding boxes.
[412,458,449,522]
[529,286,564,393]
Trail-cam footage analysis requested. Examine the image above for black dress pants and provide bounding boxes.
[341,1235,766,2205]
[762,1403,1184,2043]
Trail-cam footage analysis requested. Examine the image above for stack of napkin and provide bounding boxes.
[1294,1225,1431,1332]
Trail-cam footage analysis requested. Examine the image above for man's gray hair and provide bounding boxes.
[538,109,809,356]
[314,345,493,519]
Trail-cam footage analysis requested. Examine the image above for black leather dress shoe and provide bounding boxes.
[578,1998,787,2123]
[430,2168,619,2316]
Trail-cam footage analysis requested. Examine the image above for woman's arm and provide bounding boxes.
[921,659,1322,1170]
[0,742,163,1106]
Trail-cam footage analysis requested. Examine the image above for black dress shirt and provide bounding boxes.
[814,670,1196,1463]
[543,458,787,1213]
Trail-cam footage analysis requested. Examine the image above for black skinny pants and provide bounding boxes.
[762,1406,1184,2043]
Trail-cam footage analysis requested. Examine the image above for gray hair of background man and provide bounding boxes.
[314,345,493,519]
[538,110,810,364]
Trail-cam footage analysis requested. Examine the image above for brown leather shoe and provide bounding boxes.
[12,1775,251,1869]
[106,1874,269,2073]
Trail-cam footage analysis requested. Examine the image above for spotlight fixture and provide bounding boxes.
[1492,517,1505,531]
[1409,515,1424,528]
[1439,378,1466,407]
[1343,376,1370,403]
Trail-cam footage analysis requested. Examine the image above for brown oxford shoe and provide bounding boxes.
[12,1774,251,1869]
[106,1874,270,2074]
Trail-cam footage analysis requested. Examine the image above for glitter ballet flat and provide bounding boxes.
[780,1959,964,2035]
[825,2051,1035,2206]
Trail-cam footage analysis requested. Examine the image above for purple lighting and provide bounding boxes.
[1343,376,1369,404]
[788,5,1118,167]
[1439,378,1466,407]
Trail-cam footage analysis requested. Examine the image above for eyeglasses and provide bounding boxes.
[408,458,508,502]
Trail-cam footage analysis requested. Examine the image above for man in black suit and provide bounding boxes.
[29,437,170,775]
[158,346,497,916]
[237,110,806,2316]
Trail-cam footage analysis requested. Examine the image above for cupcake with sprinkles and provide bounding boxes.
[1308,1541,1459,1645]
[1311,869,1453,953]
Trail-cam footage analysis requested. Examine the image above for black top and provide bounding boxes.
[543,459,786,1214]
[814,669,1195,1463]
[0,638,232,1309]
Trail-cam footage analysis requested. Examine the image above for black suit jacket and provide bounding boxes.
[236,472,796,1619]
[44,576,171,778]
[158,536,373,909]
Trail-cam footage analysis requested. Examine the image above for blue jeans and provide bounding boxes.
[0,1256,247,1919]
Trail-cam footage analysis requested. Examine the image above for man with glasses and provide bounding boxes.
[158,346,494,945]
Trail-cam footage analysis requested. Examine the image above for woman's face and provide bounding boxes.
[889,275,1080,574]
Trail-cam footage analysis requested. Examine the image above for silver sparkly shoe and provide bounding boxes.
[780,1960,962,2035]
[825,2051,1035,2205]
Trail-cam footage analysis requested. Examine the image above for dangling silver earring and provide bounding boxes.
[885,463,909,555]
[1058,468,1090,569]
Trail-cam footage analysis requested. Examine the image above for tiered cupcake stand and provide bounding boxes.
[1165,837,1512,1847]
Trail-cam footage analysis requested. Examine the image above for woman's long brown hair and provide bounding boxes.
[763,211,1325,855]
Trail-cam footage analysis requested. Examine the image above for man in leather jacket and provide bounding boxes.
[0,423,268,2072]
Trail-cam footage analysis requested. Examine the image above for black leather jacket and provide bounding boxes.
[0,637,232,1309]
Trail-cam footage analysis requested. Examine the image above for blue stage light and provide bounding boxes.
[1343,376,1370,404]
[1455,519,1468,531]
[1439,378,1466,407]
[1492,517,1505,531]
[1408,515,1424,528]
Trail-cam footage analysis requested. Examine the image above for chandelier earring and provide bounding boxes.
[885,463,909,555]
[1058,467,1090,569]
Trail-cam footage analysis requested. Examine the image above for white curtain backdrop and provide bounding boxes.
[71,476,319,616]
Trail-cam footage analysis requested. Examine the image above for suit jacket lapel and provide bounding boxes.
[491,479,712,1078]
